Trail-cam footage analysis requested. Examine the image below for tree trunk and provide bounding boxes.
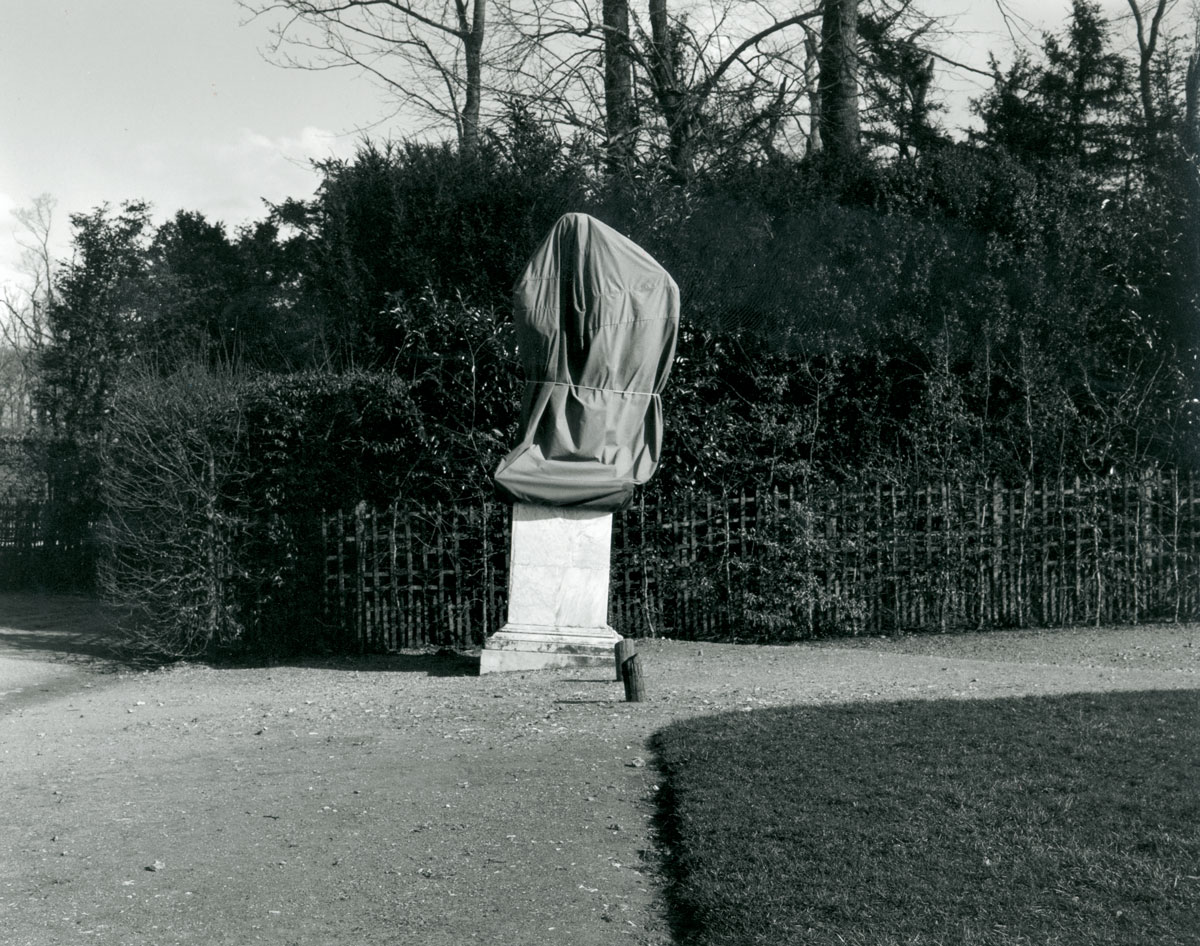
[817,0,861,164]
[1185,42,1200,162]
[460,0,487,157]
[603,0,636,174]
[1128,0,1168,156]
[804,28,822,156]
[649,0,694,179]
[1183,41,1200,360]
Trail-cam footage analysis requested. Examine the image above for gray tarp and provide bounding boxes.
[493,213,680,510]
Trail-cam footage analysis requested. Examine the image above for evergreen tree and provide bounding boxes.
[39,201,152,441]
[973,1,1131,182]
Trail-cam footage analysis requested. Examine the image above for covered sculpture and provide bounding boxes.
[493,213,680,511]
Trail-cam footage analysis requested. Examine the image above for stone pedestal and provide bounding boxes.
[479,503,621,673]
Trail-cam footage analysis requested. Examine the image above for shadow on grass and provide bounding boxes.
[650,690,1200,946]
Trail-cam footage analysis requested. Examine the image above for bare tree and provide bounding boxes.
[242,0,492,155]
[2,195,55,352]
[487,0,825,175]
[1,194,57,433]
[1127,0,1174,152]
[240,0,973,175]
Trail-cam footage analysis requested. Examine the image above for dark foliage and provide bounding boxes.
[269,104,589,367]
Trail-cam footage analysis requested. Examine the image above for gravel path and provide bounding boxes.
[2,594,1197,945]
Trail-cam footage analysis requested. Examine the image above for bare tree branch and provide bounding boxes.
[1127,0,1173,144]
[242,0,490,152]
[696,9,822,100]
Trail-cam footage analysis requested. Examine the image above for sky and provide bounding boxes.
[0,0,1173,293]
[0,0,383,290]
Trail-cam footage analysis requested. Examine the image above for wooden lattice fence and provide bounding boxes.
[0,437,99,592]
[0,498,96,591]
[323,471,1200,650]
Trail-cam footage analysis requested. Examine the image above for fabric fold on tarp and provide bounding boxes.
[493,213,680,510]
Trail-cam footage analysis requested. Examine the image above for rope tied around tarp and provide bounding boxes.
[526,380,661,399]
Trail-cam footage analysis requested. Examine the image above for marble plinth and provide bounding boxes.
[479,503,621,674]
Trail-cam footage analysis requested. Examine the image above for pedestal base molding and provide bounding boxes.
[478,623,620,674]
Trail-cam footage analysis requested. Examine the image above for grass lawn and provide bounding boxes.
[651,690,1200,946]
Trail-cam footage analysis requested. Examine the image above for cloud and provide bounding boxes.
[192,125,357,227]
[29,125,360,244]
[106,126,361,235]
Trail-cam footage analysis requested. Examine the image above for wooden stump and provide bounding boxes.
[614,639,636,681]
[621,653,645,703]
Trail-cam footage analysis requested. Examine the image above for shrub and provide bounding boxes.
[720,487,867,640]
[99,363,246,658]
